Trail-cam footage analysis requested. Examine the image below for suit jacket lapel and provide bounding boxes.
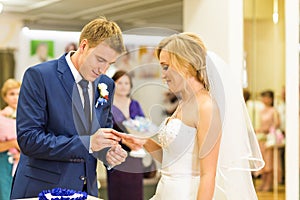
[91,77,101,133]
[91,106,100,134]
[57,55,74,100]
[56,54,89,133]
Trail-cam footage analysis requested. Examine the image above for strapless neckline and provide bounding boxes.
[158,118,197,149]
[165,117,196,131]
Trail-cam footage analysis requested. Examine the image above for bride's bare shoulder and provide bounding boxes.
[196,90,212,108]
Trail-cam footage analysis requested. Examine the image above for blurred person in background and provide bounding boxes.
[65,42,78,53]
[107,70,146,200]
[256,90,281,192]
[276,86,286,184]
[0,78,21,200]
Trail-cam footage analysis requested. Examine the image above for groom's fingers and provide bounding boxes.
[100,129,147,150]
[91,130,122,151]
[110,131,147,149]
[106,145,127,166]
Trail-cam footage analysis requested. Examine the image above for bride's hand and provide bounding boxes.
[122,137,147,151]
[112,130,147,151]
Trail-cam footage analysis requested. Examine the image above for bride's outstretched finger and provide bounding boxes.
[121,137,147,151]
[110,130,146,147]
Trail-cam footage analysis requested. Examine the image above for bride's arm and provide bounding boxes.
[197,138,221,200]
[114,131,163,163]
[196,97,221,200]
[143,139,163,163]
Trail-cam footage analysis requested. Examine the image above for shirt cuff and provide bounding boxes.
[89,138,93,153]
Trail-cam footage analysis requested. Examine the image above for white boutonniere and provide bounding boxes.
[95,83,109,108]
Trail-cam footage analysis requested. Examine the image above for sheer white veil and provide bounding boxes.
[204,51,265,199]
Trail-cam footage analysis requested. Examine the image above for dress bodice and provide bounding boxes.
[157,118,200,177]
[149,118,201,200]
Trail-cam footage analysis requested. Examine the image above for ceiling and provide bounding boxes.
[0,0,183,33]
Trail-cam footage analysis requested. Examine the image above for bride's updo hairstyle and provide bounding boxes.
[155,32,210,90]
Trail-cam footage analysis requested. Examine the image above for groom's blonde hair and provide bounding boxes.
[79,16,125,54]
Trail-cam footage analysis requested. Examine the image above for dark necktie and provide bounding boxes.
[78,79,91,132]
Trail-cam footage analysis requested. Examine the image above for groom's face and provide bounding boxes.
[78,40,119,82]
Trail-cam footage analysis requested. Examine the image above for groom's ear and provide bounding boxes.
[79,39,89,52]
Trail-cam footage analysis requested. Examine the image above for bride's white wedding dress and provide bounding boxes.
[150,117,260,200]
[150,118,200,200]
[150,52,264,200]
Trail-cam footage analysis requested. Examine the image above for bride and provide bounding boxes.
[140,33,265,200]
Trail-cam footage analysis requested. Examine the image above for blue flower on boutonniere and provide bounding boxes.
[95,83,109,108]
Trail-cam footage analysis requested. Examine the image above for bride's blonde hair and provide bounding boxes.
[155,32,209,90]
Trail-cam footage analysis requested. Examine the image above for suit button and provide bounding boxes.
[80,175,86,181]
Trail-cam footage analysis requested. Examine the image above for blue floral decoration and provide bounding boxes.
[95,97,108,108]
[38,188,87,200]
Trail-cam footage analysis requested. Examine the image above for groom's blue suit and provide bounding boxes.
[11,54,115,198]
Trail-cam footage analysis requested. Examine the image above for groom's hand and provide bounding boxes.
[90,128,121,152]
[106,144,127,168]
[113,131,147,151]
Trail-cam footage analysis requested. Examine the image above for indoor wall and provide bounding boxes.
[244,0,285,100]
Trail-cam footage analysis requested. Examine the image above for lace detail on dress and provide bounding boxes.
[158,118,181,148]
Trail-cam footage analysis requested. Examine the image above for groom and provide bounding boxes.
[11,17,129,198]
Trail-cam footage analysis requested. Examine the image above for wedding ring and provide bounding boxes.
[107,165,113,170]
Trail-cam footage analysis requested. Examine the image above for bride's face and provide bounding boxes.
[159,50,185,93]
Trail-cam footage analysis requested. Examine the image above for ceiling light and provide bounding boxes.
[273,13,279,24]
[22,26,30,33]
[273,0,279,24]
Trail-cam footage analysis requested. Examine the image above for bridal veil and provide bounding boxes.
[202,51,265,199]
